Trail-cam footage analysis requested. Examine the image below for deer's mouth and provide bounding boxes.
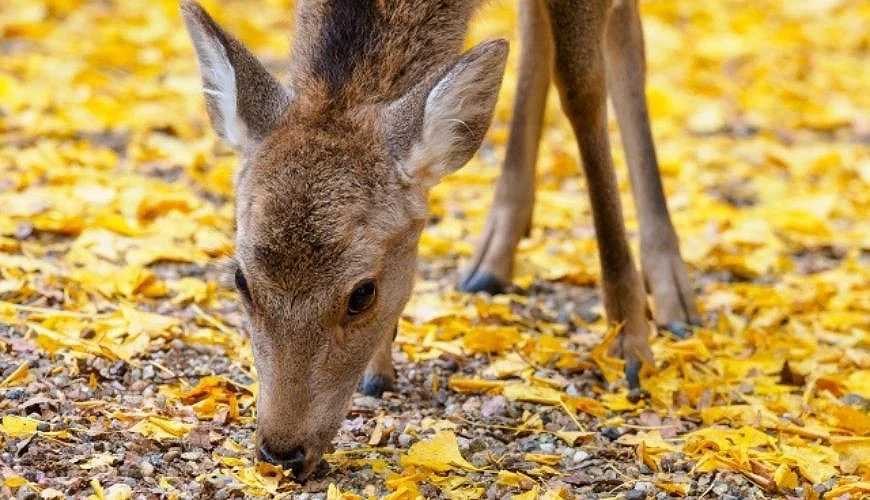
[257,440,326,482]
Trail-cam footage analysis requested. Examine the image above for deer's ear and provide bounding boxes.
[181,1,290,150]
[390,40,508,189]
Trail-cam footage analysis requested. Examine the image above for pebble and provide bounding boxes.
[624,488,647,500]
[140,462,154,477]
[711,481,729,496]
[398,433,412,448]
[518,437,539,452]
[572,450,590,463]
[538,442,555,453]
[634,481,654,493]
[461,397,481,414]
[5,388,26,400]
[466,438,488,454]
[480,396,507,419]
[601,427,622,440]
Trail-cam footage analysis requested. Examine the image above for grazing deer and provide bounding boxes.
[182,0,698,480]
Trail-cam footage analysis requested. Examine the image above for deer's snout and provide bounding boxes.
[258,442,307,478]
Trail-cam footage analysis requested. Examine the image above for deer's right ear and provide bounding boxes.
[181,1,290,150]
[386,39,508,190]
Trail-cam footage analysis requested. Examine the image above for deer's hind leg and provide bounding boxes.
[460,0,552,294]
[544,0,652,393]
[605,0,699,334]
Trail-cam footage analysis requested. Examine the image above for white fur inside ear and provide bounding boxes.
[197,37,241,147]
[399,40,507,188]
[402,73,479,188]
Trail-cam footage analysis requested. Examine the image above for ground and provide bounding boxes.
[0,0,869,499]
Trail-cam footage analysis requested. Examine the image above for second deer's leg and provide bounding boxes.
[460,0,552,294]
[605,0,700,332]
[359,324,396,397]
[545,0,652,392]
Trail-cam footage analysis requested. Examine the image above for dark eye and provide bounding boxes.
[235,267,251,301]
[347,279,377,316]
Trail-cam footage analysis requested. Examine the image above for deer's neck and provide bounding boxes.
[290,0,480,108]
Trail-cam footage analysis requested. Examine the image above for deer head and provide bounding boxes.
[181,0,507,480]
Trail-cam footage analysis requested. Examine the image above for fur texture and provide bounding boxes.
[182,0,504,481]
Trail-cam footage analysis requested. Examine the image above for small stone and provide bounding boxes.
[466,437,488,454]
[140,462,154,477]
[601,427,622,440]
[14,222,33,240]
[572,450,590,463]
[518,437,539,452]
[538,442,555,453]
[461,397,481,414]
[398,433,412,448]
[634,481,654,493]
[5,388,26,400]
[624,488,647,500]
[354,396,380,409]
[712,482,729,496]
[813,481,832,495]
[480,396,507,419]
[470,451,488,468]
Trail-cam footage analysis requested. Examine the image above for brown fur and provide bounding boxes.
[182,0,698,480]
[290,0,481,107]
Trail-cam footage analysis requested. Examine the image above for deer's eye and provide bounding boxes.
[347,279,377,316]
[235,267,251,301]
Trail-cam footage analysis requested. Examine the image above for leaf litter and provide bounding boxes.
[0,0,868,498]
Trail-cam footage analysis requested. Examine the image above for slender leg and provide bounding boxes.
[604,0,699,331]
[359,324,396,397]
[460,0,553,294]
[544,0,652,391]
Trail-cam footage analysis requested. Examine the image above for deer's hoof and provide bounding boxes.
[360,374,393,398]
[624,358,649,403]
[627,387,650,403]
[459,271,507,295]
[663,321,694,339]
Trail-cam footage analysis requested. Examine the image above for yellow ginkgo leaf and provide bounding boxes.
[129,416,194,441]
[0,362,31,388]
[1,415,40,438]
[400,431,477,473]
[502,383,563,405]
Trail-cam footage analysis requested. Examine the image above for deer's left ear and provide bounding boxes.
[181,1,290,150]
[388,39,509,189]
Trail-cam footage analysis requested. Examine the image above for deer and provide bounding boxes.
[181,0,699,480]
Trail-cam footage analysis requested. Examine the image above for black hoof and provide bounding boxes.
[663,321,693,339]
[360,374,393,397]
[459,271,507,295]
[624,359,649,403]
[627,387,650,403]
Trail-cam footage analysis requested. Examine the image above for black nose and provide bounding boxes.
[259,444,306,477]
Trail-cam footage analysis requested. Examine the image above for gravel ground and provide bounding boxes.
[0,256,800,499]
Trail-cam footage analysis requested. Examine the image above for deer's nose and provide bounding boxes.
[258,443,306,477]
